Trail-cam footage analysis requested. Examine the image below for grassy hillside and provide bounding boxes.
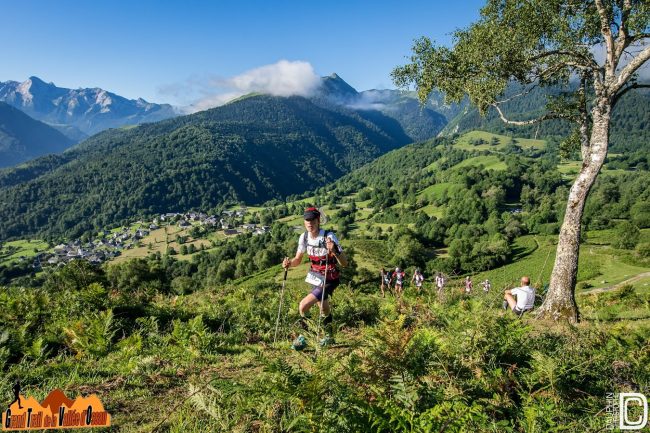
[452,130,546,151]
[0,248,647,431]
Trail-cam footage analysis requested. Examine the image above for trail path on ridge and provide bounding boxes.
[581,271,650,295]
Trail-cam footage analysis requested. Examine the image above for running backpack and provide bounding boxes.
[302,230,340,279]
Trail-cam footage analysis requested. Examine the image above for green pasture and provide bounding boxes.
[452,155,507,171]
[355,207,374,219]
[446,232,649,294]
[0,239,50,265]
[418,204,444,218]
[417,182,455,200]
[423,157,447,173]
[454,130,546,151]
[355,199,372,208]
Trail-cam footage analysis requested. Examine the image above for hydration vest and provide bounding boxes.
[302,230,340,281]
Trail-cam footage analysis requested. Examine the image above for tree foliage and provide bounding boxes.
[393,0,650,322]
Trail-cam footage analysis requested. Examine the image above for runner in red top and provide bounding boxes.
[283,207,348,349]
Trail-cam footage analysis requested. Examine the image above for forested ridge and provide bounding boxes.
[0,102,74,168]
[0,95,413,240]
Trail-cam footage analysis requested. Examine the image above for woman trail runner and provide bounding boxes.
[411,268,424,292]
[482,279,491,292]
[392,267,405,296]
[435,272,446,294]
[464,276,473,294]
[282,207,348,350]
[380,267,390,297]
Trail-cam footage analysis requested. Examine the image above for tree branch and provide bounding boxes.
[578,77,590,161]
[628,33,650,44]
[614,0,632,61]
[490,104,574,126]
[612,82,650,107]
[528,50,603,87]
[494,85,538,105]
[594,0,616,76]
[527,50,600,70]
[615,45,650,92]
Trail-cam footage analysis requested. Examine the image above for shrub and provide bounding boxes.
[171,276,194,295]
[63,310,116,358]
[635,242,650,258]
[576,281,593,290]
[335,290,381,328]
[612,221,640,249]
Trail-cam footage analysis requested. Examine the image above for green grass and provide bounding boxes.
[355,199,372,208]
[577,245,648,290]
[417,182,455,200]
[601,167,632,176]
[418,204,444,218]
[278,215,304,227]
[112,226,214,264]
[454,130,546,151]
[423,157,447,173]
[2,230,649,431]
[348,239,389,271]
[0,239,50,265]
[356,207,374,219]
[557,160,581,180]
[451,155,507,171]
[453,233,649,294]
[630,275,650,293]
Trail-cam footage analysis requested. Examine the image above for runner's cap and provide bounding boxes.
[304,207,320,220]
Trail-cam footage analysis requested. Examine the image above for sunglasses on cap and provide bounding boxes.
[303,207,320,220]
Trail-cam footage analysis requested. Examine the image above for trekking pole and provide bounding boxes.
[315,255,329,344]
[273,263,289,344]
[537,246,552,288]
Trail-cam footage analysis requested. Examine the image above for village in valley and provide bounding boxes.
[0,208,273,270]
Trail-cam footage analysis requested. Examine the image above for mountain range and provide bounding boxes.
[0,76,177,139]
[317,74,460,142]
[0,74,456,169]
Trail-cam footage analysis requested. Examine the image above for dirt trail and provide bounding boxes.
[581,271,650,295]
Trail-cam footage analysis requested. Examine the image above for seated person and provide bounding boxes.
[503,276,535,316]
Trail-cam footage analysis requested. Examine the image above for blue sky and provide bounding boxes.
[2,0,485,106]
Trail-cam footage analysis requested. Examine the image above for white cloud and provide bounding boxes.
[345,89,390,111]
[160,60,322,113]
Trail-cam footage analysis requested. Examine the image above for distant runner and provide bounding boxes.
[482,279,491,293]
[464,276,473,294]
[380,267,391,297]
[392,267,406,296]
[411,268,424,292]
[10,380,22,409]
[435,272,446,294]
[283,207,348,350]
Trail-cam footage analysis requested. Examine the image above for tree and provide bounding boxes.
[393,0,650,323]
[630,201,650,228]
[613,221,640,249]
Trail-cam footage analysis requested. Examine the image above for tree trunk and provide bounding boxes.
[536,103,611,323]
